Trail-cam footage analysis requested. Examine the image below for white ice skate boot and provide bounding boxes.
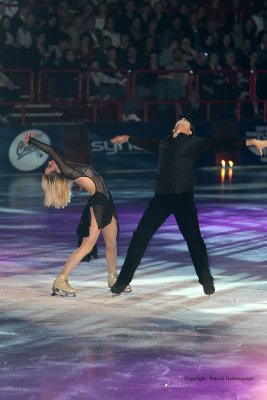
[52,274,76,297]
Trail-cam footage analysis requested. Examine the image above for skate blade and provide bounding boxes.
[51,288,76,297]
[111,288,132,296]
[112,292,121,297]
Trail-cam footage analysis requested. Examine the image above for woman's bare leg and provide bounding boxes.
[60,208,100,275]
[102,217,118,274]
[52,209,100,295]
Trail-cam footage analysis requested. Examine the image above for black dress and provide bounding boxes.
[29,137,118,261]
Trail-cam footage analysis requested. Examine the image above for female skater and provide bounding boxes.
[24,133,128,296]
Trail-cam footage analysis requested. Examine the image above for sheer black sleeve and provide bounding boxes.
[29,137,84,180]
[128,136,160,153]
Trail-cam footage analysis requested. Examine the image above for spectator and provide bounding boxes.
[206,0,225,28]
[59,48,80,69]
[231,23,243,50]
[64,15,85,51]
[128,17,143,49]
[43,14,61,46]
[136,52,166,101]
[117,33,131,65]
[105,47,125,79]
[88,59,126,101]
[170,47,192,99]
[82,3,95,22]
[199,19,219,48]
[184,13,201,49]
[0,16,16,46]
[243,18,257,43]
[158,38,178,68]
[249,51,259,72]
[57,49,81,99]
[0,65,20,123]
[218,33,235,60]
[46,32,71,68]
[251,5,265,35]
[16,12,35,48]
[190,50,209,73]
[256,17,267,45]
[236,38,253,69]
[160,48,190,100]
[95,36,111,67]
[95,2,108,31]
[142,36,158,65]
[139,1,152,28]
[12,4,32,31]
[0,0,18,21]
[222,50,249,100]
[76,34,94,71]
[150,2,168,32]
[122,45,143,71]
[199,52,227,100]
[197,5,208,30]
[57,0,73,27]
[201,34,218,54]
[224,0,243,26]
[118,0,137,34]
[256,32,267,68]
[102,16,121,48]
[29,31,49,70]
[146,19,159,43]
[84,17,103,48]
[0,15,21,66]
[179,37,197,63]
[177,1,190,31]
[160,16,184,48]
[2,0,267,121]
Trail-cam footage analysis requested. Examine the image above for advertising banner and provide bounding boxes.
[0,124,89,174]
[88,120,215,174]
[3,120,265,175]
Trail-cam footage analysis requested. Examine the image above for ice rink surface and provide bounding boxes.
[0,167,267,400]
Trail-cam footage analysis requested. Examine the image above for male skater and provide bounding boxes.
[110,117,267,296]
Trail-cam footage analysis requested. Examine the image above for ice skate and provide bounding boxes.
[111,280,132,296]
[107,272,118,288]
[51,274,76,297]
[202,281,215,297]
[108,272,131,293]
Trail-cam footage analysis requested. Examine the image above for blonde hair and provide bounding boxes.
[41,174,73,209]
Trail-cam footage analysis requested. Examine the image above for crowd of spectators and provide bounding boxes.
[1,0,267,120]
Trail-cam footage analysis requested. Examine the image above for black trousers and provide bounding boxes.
[117,191,213,285]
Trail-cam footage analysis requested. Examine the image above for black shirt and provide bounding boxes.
[129,134,245,195]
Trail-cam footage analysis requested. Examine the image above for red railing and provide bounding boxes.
[131,69,194,100]
[86,68,131,101]
[1,68,267,124]
[195,69,253,101]
[194,69,262,121]
[37,69,83,104]
[0,68,34,103]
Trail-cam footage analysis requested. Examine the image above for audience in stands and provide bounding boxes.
[0,0,267,120]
